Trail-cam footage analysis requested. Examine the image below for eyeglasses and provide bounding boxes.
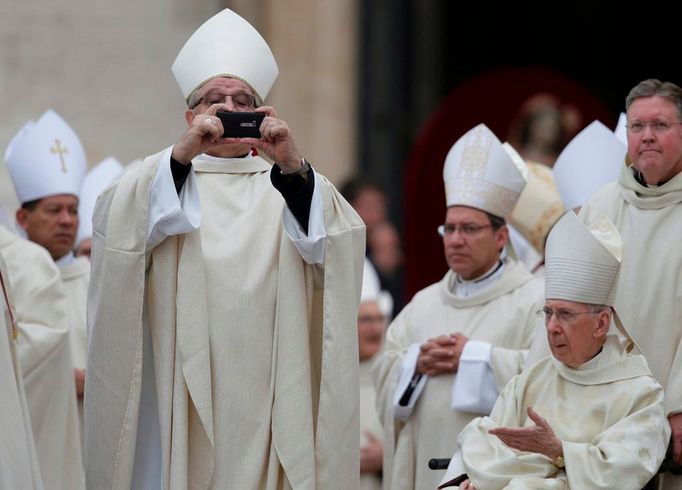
[536,307,597,325]
[437,223,492,237]
[189,92,257,111]
[625,120,682,134]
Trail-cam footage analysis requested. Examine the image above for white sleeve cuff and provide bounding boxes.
[393,343,428,422]
[451,340,498,414]
[282,169,326,265]
[147,146,201,250]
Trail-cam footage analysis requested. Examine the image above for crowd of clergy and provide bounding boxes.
[1,7,681,490]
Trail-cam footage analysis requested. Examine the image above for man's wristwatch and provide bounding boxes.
[553,455,565,469]
[282,158,311,177]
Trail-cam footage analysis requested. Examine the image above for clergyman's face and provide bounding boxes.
[627,95,682,185]
[16,194,79,261]
[185,77,256,157]
[357,301,386,361]
[442,206,507,280]
[544,299,608,368]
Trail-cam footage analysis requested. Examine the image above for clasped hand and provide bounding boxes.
[415,333,467,376]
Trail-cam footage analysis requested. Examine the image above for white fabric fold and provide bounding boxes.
[281,169,326,265]
[393,343,428,421]
[452,340,497,414]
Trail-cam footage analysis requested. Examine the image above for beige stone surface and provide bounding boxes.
[1,0,357,215]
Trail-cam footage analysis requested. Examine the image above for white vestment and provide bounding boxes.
[372,260,543,490]
[444,336,670,490]
[85,150,365,489]
[59,256,90,370]
[59,255,90,442]
[360,358,384,490]
[578,166,682,489]
[0,246,44,490]
[0,226,85,490]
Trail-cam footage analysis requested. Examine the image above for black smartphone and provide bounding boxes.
[216,111,265,138]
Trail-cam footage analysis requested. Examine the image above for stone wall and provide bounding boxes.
[1,0,357,214]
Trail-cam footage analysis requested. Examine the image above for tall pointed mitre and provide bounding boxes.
[443,124,527,218]
[505,143,564,254]
[614,112,627,146]
[553,120,625,211]
[77,156,124,244]
[172,8,279,105]
[5,109,87,203]
[361,258,393,317]
[545,210,622,306]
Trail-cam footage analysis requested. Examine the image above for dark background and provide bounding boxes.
[356,1,680,301]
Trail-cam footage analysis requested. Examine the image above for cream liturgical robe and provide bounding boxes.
[59,256,89,370]
[373,260,543,490]
[579,166,682,489]
[446,336,670,490]
[0,226,85,490]
[360,359,384,490]
[85,150,365,489]
[60,255,90,440]
[0,249,43,489]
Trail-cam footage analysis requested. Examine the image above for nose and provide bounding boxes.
[641,123,656,140]
[546,317,563,335]
[58,209,76,225]
[222,95,237,111]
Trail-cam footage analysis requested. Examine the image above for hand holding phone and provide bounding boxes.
[216,111,265,138]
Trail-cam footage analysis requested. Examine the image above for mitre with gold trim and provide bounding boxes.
[5,109,87,203]
[443,124,528,218]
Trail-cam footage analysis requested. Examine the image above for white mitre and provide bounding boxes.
[5,109,87,203]
[172,8,279,105]
[553,120,625,211]
[545,211,622,306]
[505,143,564,254]
[361,258,393,317]
[443,124,527,218]
[77,156,124,244]
[614,112,627,146]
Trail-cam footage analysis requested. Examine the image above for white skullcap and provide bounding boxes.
[77,157,124,244]
[505,144,565,254]
[5,109,87,203]
[553,120,625,210]
[444,124,527,218]
[172,8,279,105]
[614,112,627,146]
[545,211,622,306]
[361,258,393,318]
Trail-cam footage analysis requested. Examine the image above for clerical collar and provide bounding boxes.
[56,251,75,267]
[452,260,504,298]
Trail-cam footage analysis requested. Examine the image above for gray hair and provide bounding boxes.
[625,79,682,121]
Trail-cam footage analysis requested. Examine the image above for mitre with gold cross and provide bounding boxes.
[5,109,87,204]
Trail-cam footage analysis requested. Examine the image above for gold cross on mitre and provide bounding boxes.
[50,138,69,172]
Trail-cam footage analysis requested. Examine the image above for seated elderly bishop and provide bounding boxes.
[439,211,670,490]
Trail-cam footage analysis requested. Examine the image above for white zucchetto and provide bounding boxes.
[172,8,279,105]
[545,211,622,306]
[553,120,625,211]
[5,109,87,204]
[443,124,527,218]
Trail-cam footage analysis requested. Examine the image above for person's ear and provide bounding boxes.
[496,225,509,253]
[185,109,195,126]
[594,309,611,339]
[15,208,29,232]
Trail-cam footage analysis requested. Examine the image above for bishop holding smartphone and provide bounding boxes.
[84,8,365,490]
